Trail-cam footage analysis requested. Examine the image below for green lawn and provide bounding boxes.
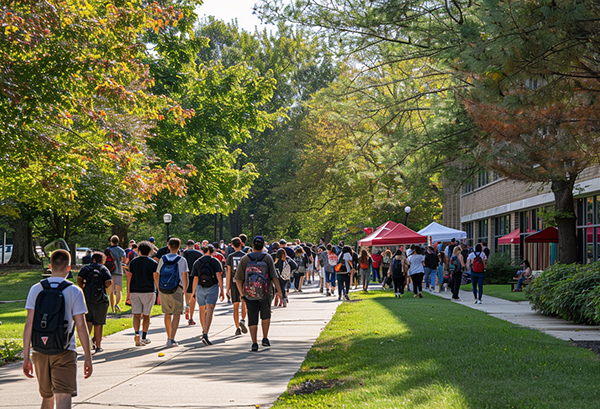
[273,291,600,409]
[0,270,162,364]
[460,283,528,302]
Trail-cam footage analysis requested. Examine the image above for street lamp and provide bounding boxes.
[250,214,255,239]
[163,213,172,241]
[214,205,219,243]
[404,206,411,225]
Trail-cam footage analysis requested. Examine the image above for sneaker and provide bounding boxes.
[202,333,213,346]
[251,343,259,352]
[135,334,142,346]
[239,319,248,334]
[452,298,461,302]
[419,293,423,298]
[326,291,331,297]
[166,338,173,347]
[262,338,270,347]
[319,287,323,293]
[235,328,242,336]
[414,294,419,298]
[188,319,196,325]
[298,289,303,293]
[171,340,179,347]
[345,294,350,301]
[94,347,104,353]
[141,338,151,345]
[395,293,398,298]
[338,295,341,301]
[115,304,121,313]
[477,300,482,304]
[473,300,478,304]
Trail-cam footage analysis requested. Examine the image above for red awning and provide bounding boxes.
[370,223,427,246]
[357,221,398,246]
[498,228,520,245]
[525,227,558,243]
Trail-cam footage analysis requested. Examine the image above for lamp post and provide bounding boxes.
[404,206,411,225]
[163,213,172,241]
[214,205,219,243]
[250,214,255,239]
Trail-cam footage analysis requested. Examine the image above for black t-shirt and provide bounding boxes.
[81,255,92,265]
[283,247,295,259]
[227,251,247,274]
[192,255,223,281]
[154,246,169,260]
[78,263,112,299]
[183,249,202,275]
[128,256,158,293]
[424,252,438,269]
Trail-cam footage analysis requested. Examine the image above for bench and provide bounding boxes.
[510,280,529,291]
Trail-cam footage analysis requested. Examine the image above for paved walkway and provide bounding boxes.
[429,286,600,341]
[0,282,338,409]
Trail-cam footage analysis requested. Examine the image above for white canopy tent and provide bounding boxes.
[417,222,467,243]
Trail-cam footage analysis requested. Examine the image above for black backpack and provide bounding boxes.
[196,258,217,288]
[83,266,107,304]
[32,280,75,355]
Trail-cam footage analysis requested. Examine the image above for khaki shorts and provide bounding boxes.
[130,292,156,316]
[159,286,184,315]
[32,350,78,398]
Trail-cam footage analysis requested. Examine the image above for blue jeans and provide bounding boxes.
[516,276,527,290]
[437,265,445,287]
[337,274,350,297]
[371,266,380,282]
[325,271,336,285]
[471,272,485,300]
[423,267,435,288]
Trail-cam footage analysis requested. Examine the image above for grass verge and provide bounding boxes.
[460,283,528,302]
[0,270,162,365]
[273,291,600,409]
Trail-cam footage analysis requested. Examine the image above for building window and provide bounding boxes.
[577,196,600,263]
[464,222,474,247]
[494,215,511,252]
[463,181,473,194]
[477,171,489,189]
[478,219,488,245]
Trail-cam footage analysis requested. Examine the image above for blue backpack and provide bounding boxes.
[159,255,181,294]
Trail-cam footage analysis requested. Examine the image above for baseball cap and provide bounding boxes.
[253,235,265,247]
[149,237,155,243]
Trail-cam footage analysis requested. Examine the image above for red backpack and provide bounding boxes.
[104,248,116,273]
[472,252,484,273]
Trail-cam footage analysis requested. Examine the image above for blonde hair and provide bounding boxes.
[453,246,461,256]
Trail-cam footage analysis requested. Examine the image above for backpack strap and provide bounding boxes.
[56,280,73,291]
[40,279,51,290]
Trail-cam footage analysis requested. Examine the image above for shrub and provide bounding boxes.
[527,261,600,325]
[485,252,521,284]
[0,340,22,365]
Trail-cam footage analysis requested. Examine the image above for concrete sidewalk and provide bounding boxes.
[429,286,600,342]
[0,282,339,409]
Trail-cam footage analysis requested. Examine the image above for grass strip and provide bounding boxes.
[0,270,162,364]
[459,284,528,302]
[273,291,600,409]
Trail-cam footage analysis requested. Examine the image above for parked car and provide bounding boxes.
[0,244,13,264]
[76,247,91,262]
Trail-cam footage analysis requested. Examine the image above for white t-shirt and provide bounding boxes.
[25,277,87,352]
[467,252,487,270]
[337,252,353,273]
[156,253,189,286]
[406,254,425,276]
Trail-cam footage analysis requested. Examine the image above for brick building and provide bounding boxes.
[443,166,600,269]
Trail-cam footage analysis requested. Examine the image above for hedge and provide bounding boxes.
[485,252,521,284]
[526,261,600,325]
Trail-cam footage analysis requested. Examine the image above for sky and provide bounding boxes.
[196,0,276,32]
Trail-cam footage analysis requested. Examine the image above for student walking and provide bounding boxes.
[450,246,465,301]
[466,243,487,304]
[235,236,284,352]
[336,246,353,301]
[77,252,113,353]
[358,249,372,292]
[156,238,189,347]
[389,249,405,297]
[406,246,426,298]
[293,247,308,292]
[274,248,296,307]
[182,240,202,325]
[128,241,159,346]
[23,249,93,409]
[106,235,126,313]
[227,237,249,335]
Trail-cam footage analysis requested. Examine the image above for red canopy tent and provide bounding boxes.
[357,221,397,246]
[498,228,521,245]
[525,227,558,243]
[370,223,427,246]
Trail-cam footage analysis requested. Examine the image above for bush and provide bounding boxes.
[485,252,521,284]
[527,261,600,325]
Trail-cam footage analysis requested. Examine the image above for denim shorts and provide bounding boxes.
[196,284,219,306]
[325,271,336,284]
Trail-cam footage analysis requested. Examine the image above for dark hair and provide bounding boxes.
[207,244,215,254]
[475,243,482,253]
[239,234,247,244]
[187,239,195,246]
[232,237,241,248]
[137,241,152,256]
[168,237,181,249]
[50,249,71,271]
[200,245,209,253]
[91,251,105,264]
[414,246,422,255]
[522,259,531,268]
[276,248,286,260]
[131,243,138,249]
[360,249,369,263]
[326,243,332,251]
[110,235,119,245]
[343,245,352,253]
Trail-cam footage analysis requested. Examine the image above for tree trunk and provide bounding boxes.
[552,177,577,264]
[9,217,42,265]
[111,222,129,248]
[229,209,242,238]
[323,229,334,245]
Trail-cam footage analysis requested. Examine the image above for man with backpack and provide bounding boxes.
[156,237,189,347]
[77,252,113,353]
[191,244,224,346]
[235,235,284,352]
[226,237,248,335]
[23,249,93,408]
[106,235,126,313]
[466,243,487,304]
[182,239,202,326]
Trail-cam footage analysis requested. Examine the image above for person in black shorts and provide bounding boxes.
[182,239,202,325]
[235,236,283,352]
[226,237,248,335]
[77,252,113,353]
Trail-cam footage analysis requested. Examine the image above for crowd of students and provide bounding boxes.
[22,231,494,408]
